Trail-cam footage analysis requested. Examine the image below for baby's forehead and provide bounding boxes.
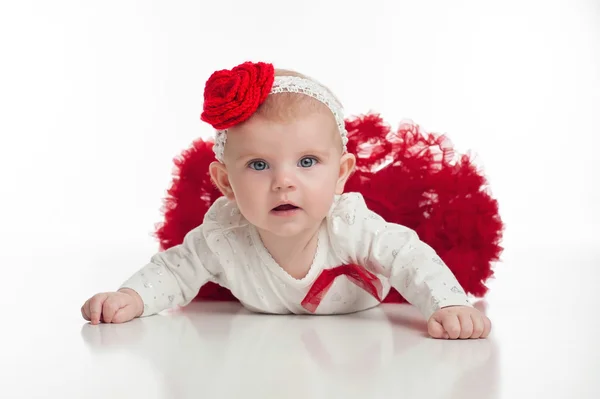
[226,112,342,158]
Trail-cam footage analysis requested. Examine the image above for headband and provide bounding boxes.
[200,61,348,163]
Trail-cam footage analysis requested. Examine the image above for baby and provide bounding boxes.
[81,61,492,340]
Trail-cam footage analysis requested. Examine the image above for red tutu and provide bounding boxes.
[153,113,504,304]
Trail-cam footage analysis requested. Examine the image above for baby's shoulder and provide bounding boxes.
[328,191,384,222]
[203,196,246,226]
[326,192,386,242]
[192,196,251,245]
[330,191,364,212]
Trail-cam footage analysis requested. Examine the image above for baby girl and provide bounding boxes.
[81,61,492,340]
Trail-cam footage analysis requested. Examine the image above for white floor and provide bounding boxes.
[0,248,600,399]
[2,244,600,398]
[1,1,600,398]
[2,196,600,394]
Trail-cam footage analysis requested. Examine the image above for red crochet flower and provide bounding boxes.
[200,61,275,130]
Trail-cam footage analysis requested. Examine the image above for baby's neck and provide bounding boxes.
[257,223,321,280]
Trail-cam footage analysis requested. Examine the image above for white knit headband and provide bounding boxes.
[212,75,349,163]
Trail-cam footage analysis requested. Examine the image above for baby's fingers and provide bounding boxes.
[427,317,446,339]
[441,315,462,339]
[111,305,137,324]
[89,293,108,325]
[81,301,90,321]
[101,296,126,324]
[458,313,474,339]
[470,314,485,339]
[481,315,492,338]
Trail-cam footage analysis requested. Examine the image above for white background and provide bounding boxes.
[0,1,599,398]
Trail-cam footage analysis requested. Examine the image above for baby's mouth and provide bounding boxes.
[272,204,299,211]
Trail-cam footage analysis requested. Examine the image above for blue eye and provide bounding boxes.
[248,160,268,171]
[298,157,317,168]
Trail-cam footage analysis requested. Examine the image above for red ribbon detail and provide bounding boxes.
[301,264,383,313]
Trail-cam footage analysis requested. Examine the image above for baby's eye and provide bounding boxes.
[248,160,268,170]
[298,157,318,168]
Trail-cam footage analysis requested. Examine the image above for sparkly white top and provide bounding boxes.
[120,192,473,320]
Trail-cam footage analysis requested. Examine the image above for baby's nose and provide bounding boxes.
[272,169,296,191]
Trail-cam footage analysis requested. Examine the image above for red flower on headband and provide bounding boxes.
[200,61,275,130]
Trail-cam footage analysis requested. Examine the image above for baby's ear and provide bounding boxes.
[209,161,235,200]
[335,153,356,194]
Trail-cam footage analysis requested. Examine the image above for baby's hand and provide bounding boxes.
[427,305,491,339]
[81,288,144,325]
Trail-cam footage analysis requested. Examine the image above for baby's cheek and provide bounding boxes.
[230,178,262,215]
[235,200,263,227]
[307,188,336,218]
[232,172,263,196]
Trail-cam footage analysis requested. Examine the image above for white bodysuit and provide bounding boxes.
[120,192,473,320]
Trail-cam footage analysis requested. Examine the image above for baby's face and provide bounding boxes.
[221,112,349,237]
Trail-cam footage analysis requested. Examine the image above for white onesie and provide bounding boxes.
[120,192,473,320]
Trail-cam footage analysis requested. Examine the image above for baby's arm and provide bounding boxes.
[81,224,220,324]
[331,193,491,339]
[119,224,219,316]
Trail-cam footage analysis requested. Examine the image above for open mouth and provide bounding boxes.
[272,203,299,212]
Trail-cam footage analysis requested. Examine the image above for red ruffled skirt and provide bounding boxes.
[153,114,504,303]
